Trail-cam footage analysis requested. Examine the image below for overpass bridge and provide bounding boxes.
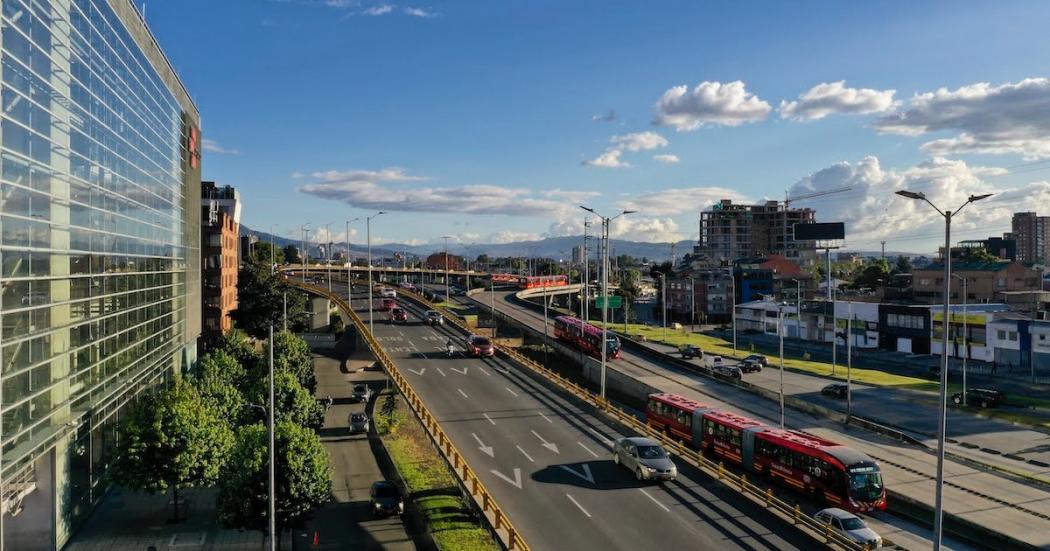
[288,275,871,551]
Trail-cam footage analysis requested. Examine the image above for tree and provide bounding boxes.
[246,371,325,430]
[232,263,309,339]
[850,259,891,289]
[249,241,285,267]
[893,255,913,275]
[193,350,247,425]
[217,422,331,544]
[273,330,316,393]
[214,328,260,369]
[957,246,999,263]
[283,244,301,264]
[113,379,234,520]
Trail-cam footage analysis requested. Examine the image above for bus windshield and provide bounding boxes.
[606,337,620,353]
[848,471,884,501]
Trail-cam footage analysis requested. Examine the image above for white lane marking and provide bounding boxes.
[407,368,426,376]
[588,427,613,447]
[538,412,553,424]
[530,430,559,454]
[436,367,447,377]
[565,494,592,518]
[494,367,510,374]
[516,445,535,463]
[479,366,491,376]
[472,433,494,458]
[559,463,595,484]
[505,386,518,398]
[490,468,522,489]
[418,352,429,360]
[397,330,405,337]
[450,367,468,375]
[483,413,496,425]
[458,388,469,399]
[639,488,671,513]
[577,441,599,458]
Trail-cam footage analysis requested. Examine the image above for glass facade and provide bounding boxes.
[0,0,199,546]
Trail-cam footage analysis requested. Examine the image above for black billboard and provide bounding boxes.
[793,222,845,241]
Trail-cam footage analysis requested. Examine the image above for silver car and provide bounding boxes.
[813,508,882,548]
[351,383,373,403]
[349,412,370,434]
[423,310,444,325]
[612,437,677,482]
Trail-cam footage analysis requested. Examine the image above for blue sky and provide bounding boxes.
[146,0,1050,252]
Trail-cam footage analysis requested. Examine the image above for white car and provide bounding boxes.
[351,383,373,403]
[813,508,882,548]
[380,289,397,298]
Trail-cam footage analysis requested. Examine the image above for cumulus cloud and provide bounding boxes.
[583,149,629,168]
[874,78,1050,159]
[202,139,239,155]
[779,81,896,121]
[592,110,617,123]
[547,218,587,237]
[619,186,751,216]
[403,6,434,17]
[363,4,393,15]
[309,167,427,184]
[786,155,1044,246]
[653,154,680,164]
[487,230,542,244]
[545,216,682,242]
[654,80,771,131]
[584,131,669,169]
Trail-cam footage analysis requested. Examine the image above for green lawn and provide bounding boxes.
[374,390,499,551]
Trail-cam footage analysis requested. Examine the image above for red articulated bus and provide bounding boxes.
[644,393,886,512]
[553,315,621,360]
[520,275,569,289]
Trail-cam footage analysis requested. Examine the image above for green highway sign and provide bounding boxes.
[594,295,623,308]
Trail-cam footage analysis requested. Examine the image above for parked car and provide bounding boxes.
[952,388,1005,408]
[369,481,405,517]
[713,363,742,380]
[679,345,703,360]
[612,437,677,482]
[739,359,763,373]
[351,383,373,403]
[389,307,408,324]
[423,310,444,326]
[349,412,370,433]
[381,289,397,298]
[821,383,848,399]
[743,354,768,367]
[380,298,396,311]
[813,508,882,548]
[465,335,495,357]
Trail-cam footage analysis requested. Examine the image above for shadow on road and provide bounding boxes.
[529,460,652,490]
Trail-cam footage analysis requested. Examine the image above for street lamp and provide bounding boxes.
[366,211,386,336]
[346,218,360,309]
[442,236,452,305]
[579,205,636,400]
[894,189,992,551]
[324,221,335,295]
[952,273,968,405]
[300,224,311,278]
[660,273,668,342]
[787,278,802,339]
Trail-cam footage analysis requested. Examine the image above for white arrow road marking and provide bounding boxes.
[538,412,553,424]
[472,433,494,458]
[483,413,496,426]
[479,366,491,376]
[577,441,599,458]
[436,367,447,377]
[490,468,522,489]
[505,387,518,397]
[559,463,595,484]
[406,368,426,376]
[588,427,613,447]
[450,367,468,375]
[565,494,592,518]
[639,488,671,512]
[531,430,559,454]
[516,445,534,463]
[458,388,469,399]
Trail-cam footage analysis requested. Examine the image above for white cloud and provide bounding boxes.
[403,6,434,17]
[610,131,669,152]
[547,218,587,237]
[786,155,1045,247]
[309,167,427,184]
[653,154,680,164]
[609,217,683,242]
[874,78,1050,159]
[311,226,359,245]
[291,171,305,179]
[542,189,601,203]
[202,139,239,155]
[592,110,617,123]
[582,149,629,168]
[619,186,749,216]
[487,230,541,244]
[779,81,897,121]
[363,4,394,15]
[654,80,771,131]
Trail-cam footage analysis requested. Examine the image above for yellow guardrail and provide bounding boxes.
[395,286,876,551]
[289,280,530,551]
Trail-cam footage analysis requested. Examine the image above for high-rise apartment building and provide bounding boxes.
[201,182,240,341]
[1013,212,1050,265]
[696,199,816,267]
[0,2,201,548]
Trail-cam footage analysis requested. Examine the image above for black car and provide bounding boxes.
[739,359,763,373]
[821,383,848,399]
[743,354,768,367]
[952,388,1005,408]
[680,345,703,360]
[369,481,404,517]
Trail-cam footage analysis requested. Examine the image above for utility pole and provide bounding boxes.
[325,221,333,294]
[267,325,276,551]
[847,302,853,418]
[442,236,452,305]
[661,273,667,342]
[301,224,311,278]
[366,212,385,336]
[347,218,360,309]
[881,240,886,262]
[779,307,785,429]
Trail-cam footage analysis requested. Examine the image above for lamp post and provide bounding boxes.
[462,242,476,291]
[366,211,385,336]
[894,189,992,551]
[301,224,311,278]
[729,269,737,353]
[580,205,635,400]
[661,273,668,342]
[267,325,276,551]
[346,218,360,309]
[847,301,853,418]
[953,273,968,405]
[442,236,452,305]
[689,277,696,332]
[787,278,801,339]
[324,221,334,294]
[778,305,785,428]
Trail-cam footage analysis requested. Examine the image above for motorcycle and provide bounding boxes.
[446,344,455,358]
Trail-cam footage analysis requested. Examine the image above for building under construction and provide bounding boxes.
[695,199,817,267]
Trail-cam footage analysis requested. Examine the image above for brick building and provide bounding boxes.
[913,261,1042,304]
[201,182,241,340]
[424,252,464,271]
[695,199,817,268]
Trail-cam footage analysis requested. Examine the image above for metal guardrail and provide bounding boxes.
[288,280,530,551]
[398,287,871,551]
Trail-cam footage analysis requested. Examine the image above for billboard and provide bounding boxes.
[793,222,845,241]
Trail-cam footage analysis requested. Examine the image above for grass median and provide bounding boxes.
[373,389,499,551]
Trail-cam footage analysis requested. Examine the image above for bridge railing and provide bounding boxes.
[288,279,530,551]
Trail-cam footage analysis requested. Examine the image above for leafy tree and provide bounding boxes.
[956,246,999,263]
[893,255,913,275]
[849,259,891,289]
[216,422,331,544]
[649,261,674,278]
[283,244,301,264]
[215,328,260,368]
[476,253,490,264]
[273,330,316,393]
[113,379,234,520]
[193,350,247,425]
[249,241,285,267]
[619,268,642,306]
[245,371,325,430]
[232,263,309,339]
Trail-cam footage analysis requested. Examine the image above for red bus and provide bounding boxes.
[520,275,569,289]
[643,392,886,512]
[553,316,620,359]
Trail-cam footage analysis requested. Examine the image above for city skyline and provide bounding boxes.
[146,0,1050,251]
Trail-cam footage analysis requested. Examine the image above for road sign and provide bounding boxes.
[594,295,622,308]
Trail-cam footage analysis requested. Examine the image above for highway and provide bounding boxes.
[464,284,1049,550]
[304,277,818,551]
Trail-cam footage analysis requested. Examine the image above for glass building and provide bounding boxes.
[0,1,200,548]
